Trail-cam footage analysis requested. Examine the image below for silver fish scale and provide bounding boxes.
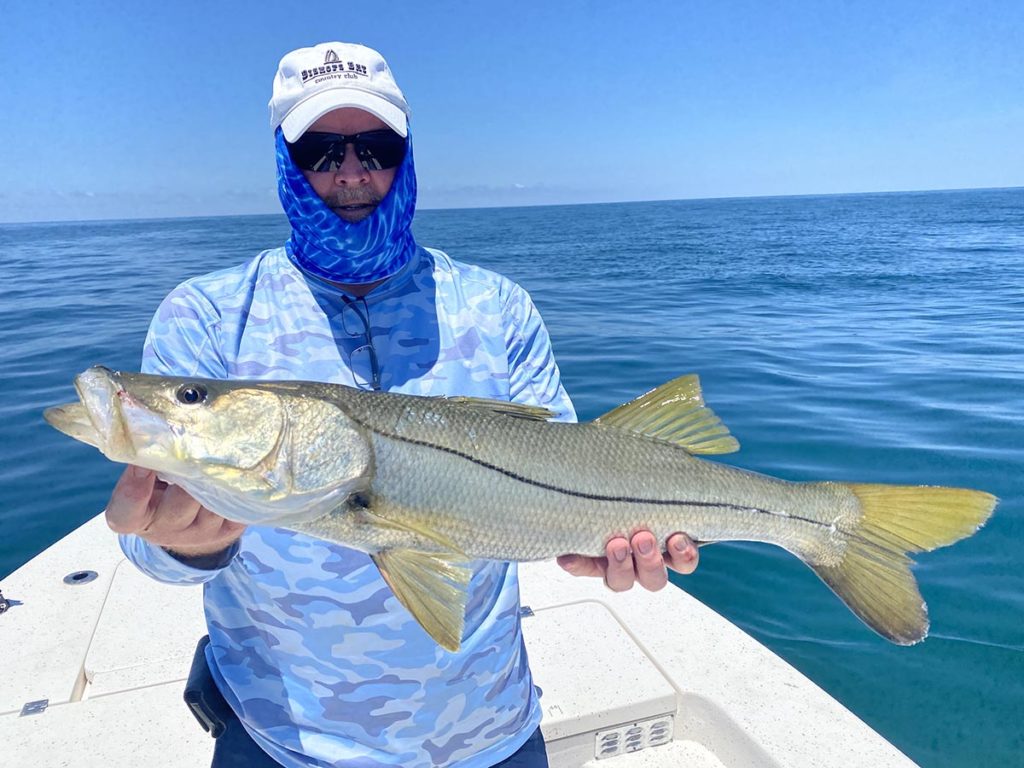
[321,388,862,563]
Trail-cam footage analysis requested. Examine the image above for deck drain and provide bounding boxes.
[63,570,98,585]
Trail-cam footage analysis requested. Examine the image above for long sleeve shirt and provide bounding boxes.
[120,245,576,768]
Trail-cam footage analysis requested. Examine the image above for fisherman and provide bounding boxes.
[104,42,700,768]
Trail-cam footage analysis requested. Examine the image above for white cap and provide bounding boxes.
[269,42,409,141]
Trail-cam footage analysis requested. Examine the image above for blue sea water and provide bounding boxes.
[1,189,1021,766]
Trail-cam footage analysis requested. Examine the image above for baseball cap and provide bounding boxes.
[269,42,410,141]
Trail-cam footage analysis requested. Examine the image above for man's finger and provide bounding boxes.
[160,508,245,553]
[186,507,243,541]
[603,538,635,592]
[631,531,669,591]
[153,484,206,534]
[105,466,157,534]
[665,532,699,575]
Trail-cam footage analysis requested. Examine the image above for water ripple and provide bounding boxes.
[2,189,1022,767]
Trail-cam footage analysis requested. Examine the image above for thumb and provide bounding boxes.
[557,554,606,579]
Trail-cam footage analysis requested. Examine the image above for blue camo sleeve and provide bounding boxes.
[502,282,577,424]
[118,536,241,585]
[142,286,228,379]
[119,285,235,584]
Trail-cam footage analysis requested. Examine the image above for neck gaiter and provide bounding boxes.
[275,127,418,284]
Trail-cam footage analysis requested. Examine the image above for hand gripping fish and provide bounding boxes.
[45,367,996,651]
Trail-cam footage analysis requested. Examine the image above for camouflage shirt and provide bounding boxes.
[121,246,576,767]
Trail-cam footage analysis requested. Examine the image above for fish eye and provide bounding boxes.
[176,384,208,405]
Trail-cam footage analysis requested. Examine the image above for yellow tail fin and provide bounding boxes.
[809,484,996,645]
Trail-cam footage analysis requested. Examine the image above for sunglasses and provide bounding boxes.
[286,130,407,173]
[339,296,382,391]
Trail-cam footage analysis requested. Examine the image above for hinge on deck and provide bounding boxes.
[21,699,49,716]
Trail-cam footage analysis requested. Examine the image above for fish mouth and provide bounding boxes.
[43,402,101,448]
[44,367,120,448]
[80,367,139,461]
[44,366,144,463]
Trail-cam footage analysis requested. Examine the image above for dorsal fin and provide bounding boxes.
[594,374,739,454]
[444,396,555,422]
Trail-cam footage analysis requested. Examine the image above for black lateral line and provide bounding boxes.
[359,418,828,530]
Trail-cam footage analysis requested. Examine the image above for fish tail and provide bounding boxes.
[807,483,996,645]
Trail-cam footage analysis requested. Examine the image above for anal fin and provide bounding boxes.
[371,549,472,652]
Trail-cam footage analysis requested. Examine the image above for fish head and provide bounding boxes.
[45,367,372,525]
[48,366,284,476]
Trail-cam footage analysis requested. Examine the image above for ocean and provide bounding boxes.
[1,189,1021,766]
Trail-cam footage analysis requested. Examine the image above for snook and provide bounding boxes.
[45,366,996,651]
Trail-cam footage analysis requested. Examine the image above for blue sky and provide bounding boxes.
[2,0,1021,222]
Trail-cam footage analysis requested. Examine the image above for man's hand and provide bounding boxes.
[105,465,246,558]
[556,531,699,592]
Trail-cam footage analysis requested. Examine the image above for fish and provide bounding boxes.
[45,366,996,651]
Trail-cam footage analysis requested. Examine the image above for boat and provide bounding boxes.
[0,513,917,767]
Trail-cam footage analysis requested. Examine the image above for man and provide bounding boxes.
[106,42,699,768]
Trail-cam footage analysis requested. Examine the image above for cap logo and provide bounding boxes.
[300,51,369,85]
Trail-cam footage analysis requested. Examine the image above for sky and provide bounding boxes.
[1,0,1022,222]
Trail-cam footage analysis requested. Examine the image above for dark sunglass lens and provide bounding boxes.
[287,134,343,172]
[288,131,405,172]
[356,132,407,171]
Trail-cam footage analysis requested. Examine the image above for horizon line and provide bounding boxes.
[2,184,1021,227]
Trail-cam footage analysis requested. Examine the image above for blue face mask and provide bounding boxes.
[275,127,418,284]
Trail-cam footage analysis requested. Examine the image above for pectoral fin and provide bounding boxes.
[372,549,472,652]
[595,374,739,454]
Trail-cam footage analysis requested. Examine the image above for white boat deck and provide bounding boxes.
[0,515,917,767]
